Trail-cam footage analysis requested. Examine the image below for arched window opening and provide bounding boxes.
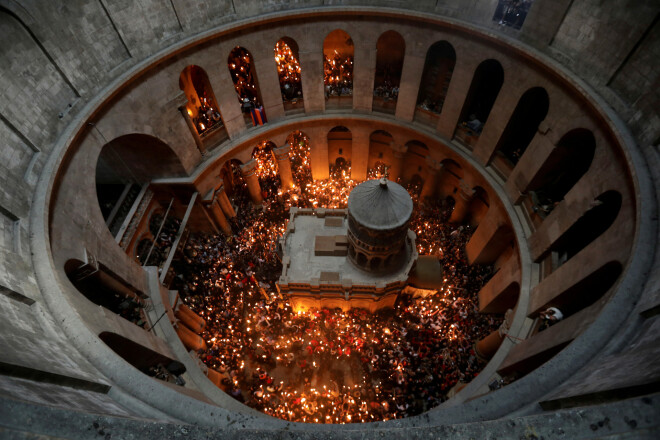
[328,126,352,178]
[64,259,146,328]
[357,252,367,267]
[368,130,393,176]
[415,41,456,126]
[228,46,266,126]
[179,65,226,147]
[95,134,185,238]
[373,31,405,114]
[370,257,382,271]
[547,191,622,268]
[402,140,429,183]
[455,59,504,148]
[287,130,313,185]
[274,37,303,113]
[528,129,596,218]
[220,159,245,197]
[252,140,281,197]
[99,332,186,384]
[323,30,354,109]
[408,174,425,196]
[438,159,463,199]
[492,87,549,175]
[536,261,622,327]
[468,186,490,227]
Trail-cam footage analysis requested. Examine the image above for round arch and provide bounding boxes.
[373,30,405,114]
[323,29,354,108]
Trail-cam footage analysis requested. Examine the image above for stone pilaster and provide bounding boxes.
[419,157,443,201]
[207,195,232,236]
[388,143,408,182]
[273,144,294,190]
[240,159,263,205]
[449,179,476,224]
[215,184,236,218]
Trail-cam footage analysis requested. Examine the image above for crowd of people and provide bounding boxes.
[324,51,353,98]
[417,97,447,115]
[373,82,399,102]
[167,133,500,423]
[228,47,262,109]
[275,40,303,103]
[192,97,223,135]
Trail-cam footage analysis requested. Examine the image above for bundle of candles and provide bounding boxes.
[170,134,500,423]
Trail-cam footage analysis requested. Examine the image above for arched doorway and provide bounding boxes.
[414,41,456,127]
[492,87,549,175]
[368,130,394,176]
[286,130,313,185]
[220,159,245,198]
[228,46,266,126]
[179,65,226,148]
[328,126,352,178]
[95,134,186,238]
[401,140,429,183]
[252,140,281,198]
[438,158,463,199]
[455,59,504,148]
[546,191,622,269]
[274,37,304,114]
[527,128,596,218]
[373,30,405,114]
[323,29,354,109]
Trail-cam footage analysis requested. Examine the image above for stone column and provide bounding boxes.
[419,157,443,201]
[449,180,475,224]
[179,106,204,153]
[478,252,520,313]
[310,129,329,180]
[176,323,207,352]
[206,56,245,138]
[395,51,425,122]
[465,211,515,265]
[251,44,285,122]
[240,159,263,205]
[388,143,408,182]
[207,195,232,236]
[216,184,236,218]
[504,125,556,204]
[175,303,206,333]
[273,144,294,190]
[436,56,480,139]
[353,40,376,112]
[475,309,513,360]
[298,41,325,114]
[473,80,524,166]
[351,126,370,181]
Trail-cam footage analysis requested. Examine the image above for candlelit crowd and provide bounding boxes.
[324,51,353,97]
[228,47,261,108]
[168,132,500,423]
[275,40,303,103]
